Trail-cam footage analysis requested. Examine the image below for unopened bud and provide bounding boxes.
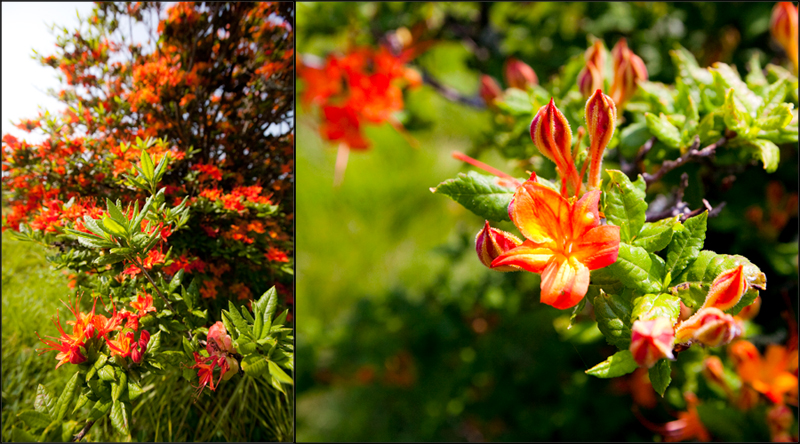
[530,99,580,196]
[222,356,239,381]
[679,300,693,321]
[131,344,143,364]
[771,2,799,72]
[703,265,747,311]
[767,404,795,439]
[585,40,606,72]
[476,221,523,272]
[630,318,675,368]
[138,329,151,352]
[609,38,648,107]
[70,348,87,365]
[702,356,730,391]
[577,62,604,98]
[585,89,617,189]
[85,323,96,339]
[504,58,538,90]
[479,75,502,107]
[675,307,741,347]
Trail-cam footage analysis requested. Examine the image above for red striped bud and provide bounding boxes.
[771,2,799,73]
[609,38,648,107]
[138,329,151,352]
[479,75,502,107]
[476,221,523,272]
[577,62,604,98]
[702,265,747,311]
[584,89,617,189]
[675,307,741,347]
[131,345,143,364]
[630,318,675,368]
[504,58,538,90]
[530,99,581,197]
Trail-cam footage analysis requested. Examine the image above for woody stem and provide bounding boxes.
[70,420,95,442]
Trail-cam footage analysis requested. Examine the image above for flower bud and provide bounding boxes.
[585,40,606,71]
[702,265,747,311]
[630,318,675,368]
[222,356,239,381]
[577,62,604,98]
[476,221,523,272]
[584,89,617,189]
[70,347,88,365]
[479,75,502,107]
[767,404,795,439]
[702,356,731,392]
[85,322,96,339]
[504,58,538,90]
[679,300,693,321]
[530,99,580,196]
[675,307,741,347]
[138,329,151,352]
[609,38,648,107]
[131,344,143,364]
[771,2,799,73]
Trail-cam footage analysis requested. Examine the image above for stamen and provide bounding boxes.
[451,151,520,185]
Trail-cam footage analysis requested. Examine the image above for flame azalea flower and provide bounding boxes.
[729,340,799,405]
[130,292,157,316]
[630,318,676,368]
[36,294,95,368]
[189,352,218,396]
[675,307,741,347]
[106,331,136,358]
[491,175,620,309]
[637,392,712,442]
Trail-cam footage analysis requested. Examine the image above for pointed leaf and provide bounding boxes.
[586,350,638,378]
[88,399,112,422]
[747,139,780,173]
[227,301,251,336]
[649,359,672,397]
[631,293,681,323]
[605,243,663,294]
[110,400,131,436]
[632,216,678,253]
[34,384,55,417]
[268,360,293,385]
[592,289,634,349]
[140,149,154,181]
[241,355,267,377]
[106,198,128,227]
[603,170,647,242]
[665,211,707,281]
[645,113,682,149]
[431,171,518,222]
[52,371,80,421]
[17,410,52,430]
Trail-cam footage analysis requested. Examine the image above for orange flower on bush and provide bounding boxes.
[729,340,799,405]
[130,292,157,316]
[265,247,290,263]
[490,174,620,309]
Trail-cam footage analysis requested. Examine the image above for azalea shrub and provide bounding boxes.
[2,2,293,441]
[298,2,798,441]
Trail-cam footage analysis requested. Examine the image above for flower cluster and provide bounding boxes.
[577,38,648,108]
[189,322,239,396]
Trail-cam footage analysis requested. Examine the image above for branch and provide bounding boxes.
[70,420,95,442]
[645,172,726,222]
[643,135,729,187]
[620,136,656,178]
[421,70,486,109]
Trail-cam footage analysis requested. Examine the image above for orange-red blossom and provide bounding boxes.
[630,317,676,368]
[771,2,799,73]
[729,340,798,405]
[489,174,620,309]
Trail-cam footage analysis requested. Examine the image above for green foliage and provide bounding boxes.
[648,360,672,397]
[431,171,517,222]
[585,350,638,378]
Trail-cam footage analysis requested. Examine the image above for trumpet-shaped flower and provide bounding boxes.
[771,2,799,73]
[130,292,157,317]
[491,175,620,309]
[729,340,799,405]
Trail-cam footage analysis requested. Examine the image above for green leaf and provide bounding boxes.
[86,354,108,382]
[52,371,80,421]
[649,359,672,397]
[268,360,293,385]
[586,350,638,378]
[94,253,125,266]
[82,215,108,238]
[631,293,681,323]
[495,88,534,115]
[126,380,143,402]
[88,399,112,422]
[147,332,162,355]
[140,148,155,181]
[169,269,184,293]
[602,170,647,242]
[632,216,678,252]
[240,305,255,324]
[98,365,117,382]
[111,371,127,403]
[711,63,762,115]
[73,392,90,414]
[721,88,753,137]
[227,301,251,336]
[182,337,195,358]
[11,426,39,442]
[605,243,663,294]
[756,103,794,131]
[431,171,517,222]
[34,384,55,417]
[87,379,112,401]
[241,355,267,377]
[105,198,128,228]
[110,401,131,436]
[592,290,634,349]
[645,112,682,150]
[665,211,707,281]
[184,277,200,311]
[221,311,239,341]
[102,215,128,237]
[17,410,53,430]
[747,139,780,173]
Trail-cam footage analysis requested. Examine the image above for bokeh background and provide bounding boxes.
[296,2,798,442]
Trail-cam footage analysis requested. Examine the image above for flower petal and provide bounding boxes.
[570,190,602,238]
[539,256,590,309]
[510,180,569,244]
[491,240,554,273]
[570,224,620,270]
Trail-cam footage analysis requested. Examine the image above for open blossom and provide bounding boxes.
[771,2,799,73]
[630,317,676,368]
[36,295,99,368]
[490,174,620,309]
[130,292,157,316]
[729,340,799,405]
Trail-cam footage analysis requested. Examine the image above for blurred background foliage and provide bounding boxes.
[296,2,797,441]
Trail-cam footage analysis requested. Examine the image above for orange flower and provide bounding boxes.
[265,247,290,263]
[630,317,676,368]
[771,2,799,73]
[130,292,157,316]
[729,340,799,405]
[106,330,135,358]
[491,175,620,309]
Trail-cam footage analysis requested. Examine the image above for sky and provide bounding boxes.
[1,2,154,144]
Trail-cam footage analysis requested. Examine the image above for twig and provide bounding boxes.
[420,70,486,109]
[645,173,726,222]
[643,135,728,187]
[620,136,656,178]
[70,420,95,442]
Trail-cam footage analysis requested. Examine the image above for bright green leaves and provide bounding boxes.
[124,137,172,194]
[602,170,646,243]
[649,360,672,397]
[605,243,663,295]
[631,293,680,323]
[34,384,55,417]
[747,139,781,173]
[53,371,81,422]
[592,290,633,349]
[645,112,682,150]
[88,398,112,422]
[21,371,81,437]
[17,411,53,430]
[140,148,155,182]
[431,171,516,222]
[665,211,707,282]
[110,400,132,437]
[586,350,638,378]
[633,216,679,252]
